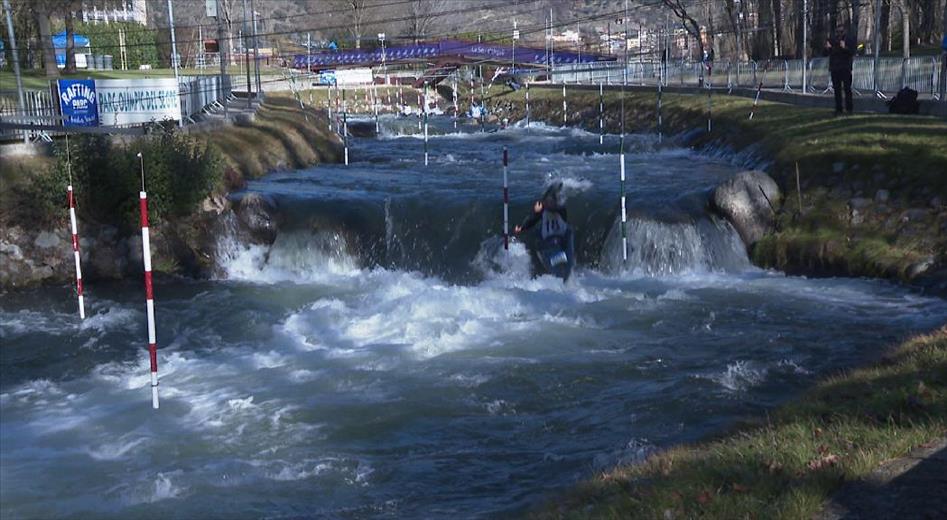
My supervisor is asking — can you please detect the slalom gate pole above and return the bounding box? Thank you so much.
[326,85,332,126]
[65,136,85,319]
[335,84,341,134]
[342,89,349,165]
[423,86,429,166]
[620,140,628,262]
[749,80,763,120]
[525,81,530,130]
[468,71,474,118]
[502,146,509,250]
[386,85,391,106]
[373,84,379,133]
[398,85,403,112]
[707,89,712,132]
[657,80,663,144]
[137,152,159,409]
[417,91,423,130]
[562,84,567,125]
[598,83,604,145]
[452,77,458,130]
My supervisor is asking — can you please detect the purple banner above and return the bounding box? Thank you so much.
[294,40,612,70]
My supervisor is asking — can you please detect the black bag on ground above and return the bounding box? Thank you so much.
[887,87,919,114]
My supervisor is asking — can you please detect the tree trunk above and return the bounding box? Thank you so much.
[64,4,76,74]
[899,0,910,58]
[757,0,775,59]
[34,4,58,78]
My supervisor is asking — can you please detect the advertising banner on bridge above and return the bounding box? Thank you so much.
[95,78,181,126]
[57,79,99,127]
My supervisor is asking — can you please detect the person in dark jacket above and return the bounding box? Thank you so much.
[824,26,856,115]
[513,182,575,280]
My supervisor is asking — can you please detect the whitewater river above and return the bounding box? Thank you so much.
[2,116,944,518]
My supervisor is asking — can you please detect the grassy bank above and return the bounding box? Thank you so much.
[1,92,341,283]
[535,327,947,519]
[485,86,947,284]
[209,93,342,187]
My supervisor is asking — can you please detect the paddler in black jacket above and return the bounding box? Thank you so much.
[513,182,575,280]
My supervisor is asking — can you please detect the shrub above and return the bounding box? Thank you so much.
[42,130,224,228]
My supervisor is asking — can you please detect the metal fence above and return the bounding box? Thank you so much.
[551,56,944,99]
[1,74,246,141]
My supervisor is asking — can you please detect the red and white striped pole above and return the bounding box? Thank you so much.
[65,137,85,319]
[562,84,567,126]
[137,152,159,409]
[502,146,509,251]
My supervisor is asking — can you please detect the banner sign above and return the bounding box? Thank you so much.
[57,79,99,127]
[95,78,181,126]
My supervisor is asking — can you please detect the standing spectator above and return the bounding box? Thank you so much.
[824,25,856,115]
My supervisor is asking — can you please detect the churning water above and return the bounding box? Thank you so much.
[2,116,945,518]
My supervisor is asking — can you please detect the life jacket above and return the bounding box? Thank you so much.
[541,210,568,239]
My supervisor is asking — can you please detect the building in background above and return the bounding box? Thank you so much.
[81,0,147,25]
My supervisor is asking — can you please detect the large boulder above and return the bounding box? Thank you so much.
[234,192,279,244]
[711,170,781,247]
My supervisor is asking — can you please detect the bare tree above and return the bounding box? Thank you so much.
[661,0,704,60]
[331,0,368,49]
[406,0,447,44]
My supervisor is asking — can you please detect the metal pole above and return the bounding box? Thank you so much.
[802,0,808,93]
[167,0,183,127]
[872,0,883,94]
[251,0,261,94]
[215,0,228,119]
[3,0,27,143]
[242,0,252,108]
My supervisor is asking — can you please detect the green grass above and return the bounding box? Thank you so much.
[535,327,947,519]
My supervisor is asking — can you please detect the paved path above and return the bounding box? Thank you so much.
[816,438,947,520]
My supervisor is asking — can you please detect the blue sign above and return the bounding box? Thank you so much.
[58,79,99,127]
[319,70,337,86]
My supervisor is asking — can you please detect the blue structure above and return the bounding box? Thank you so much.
[293,39,612,70]
[53,31,92,67]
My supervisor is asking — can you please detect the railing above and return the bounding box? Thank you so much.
[550,56,944,99]
[1,74,247,141]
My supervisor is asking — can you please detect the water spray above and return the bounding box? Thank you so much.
[64,135,85,319]
[137,152,159,409]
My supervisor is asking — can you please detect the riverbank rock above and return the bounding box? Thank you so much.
[711,170,781,248]
[234,192,279,244]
